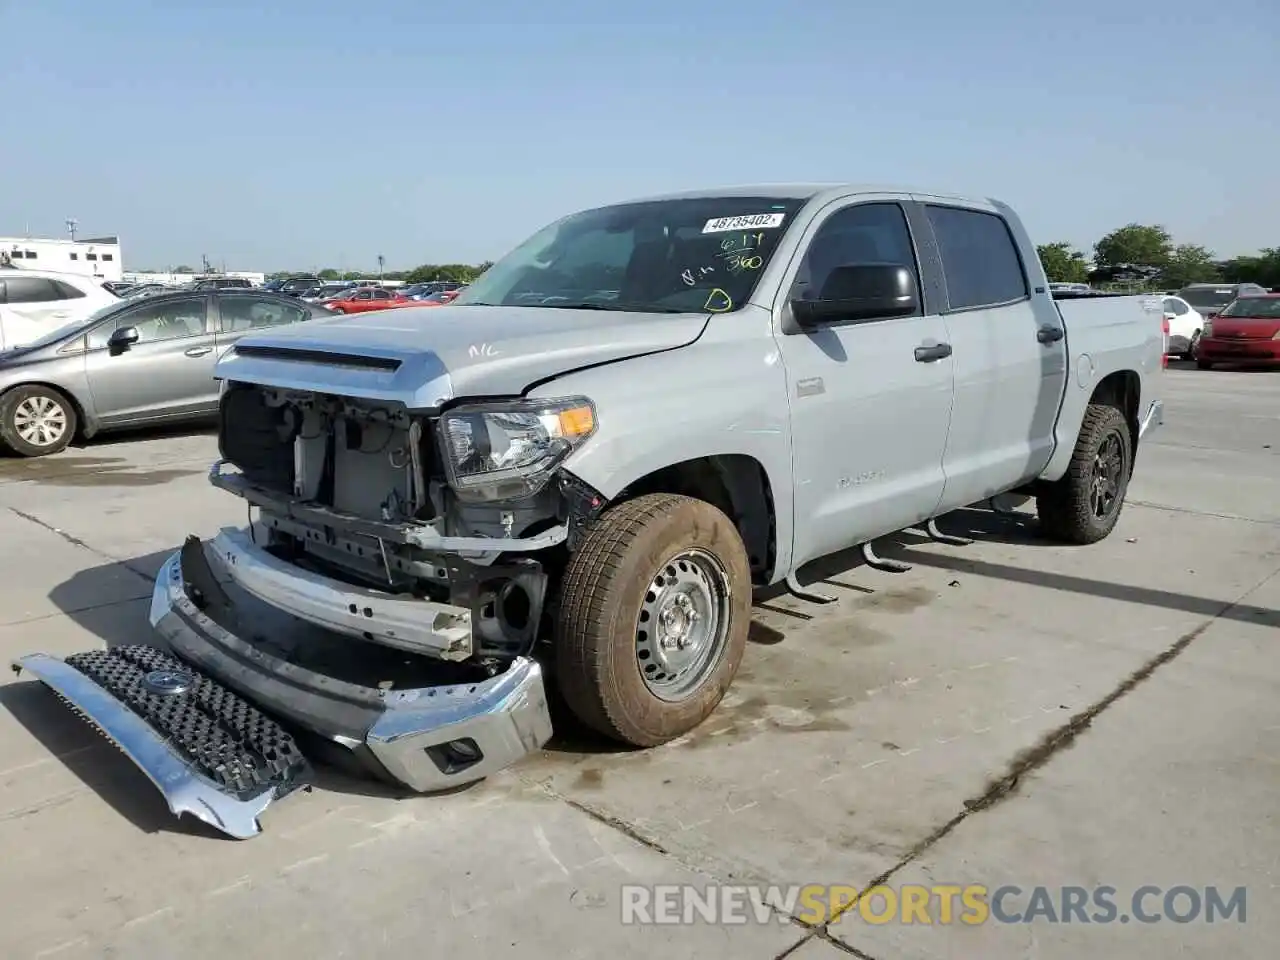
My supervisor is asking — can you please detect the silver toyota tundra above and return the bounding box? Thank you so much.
[13,184,1165,837]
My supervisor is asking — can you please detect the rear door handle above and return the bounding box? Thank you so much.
[184,346,213,358]
[1037,325,1064,343]
[914,342,953,362]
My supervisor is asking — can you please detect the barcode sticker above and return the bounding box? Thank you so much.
[702,213,787,234]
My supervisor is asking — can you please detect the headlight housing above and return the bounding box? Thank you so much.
[1202,321,1213,337]
[438,397,596,502]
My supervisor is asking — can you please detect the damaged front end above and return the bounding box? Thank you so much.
[14,379,607,838]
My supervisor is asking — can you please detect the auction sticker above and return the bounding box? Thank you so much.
[702,213,787,233]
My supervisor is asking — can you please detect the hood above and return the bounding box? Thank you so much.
[1209,316,1280,339]
[214,303,710,408]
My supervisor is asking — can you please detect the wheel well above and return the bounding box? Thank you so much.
[618,455,776,584]
[0,382,87,439]
[1090,370,1140,450]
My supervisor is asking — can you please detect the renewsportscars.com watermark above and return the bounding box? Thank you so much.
[621,884,1248,926]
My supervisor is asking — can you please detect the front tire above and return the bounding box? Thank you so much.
[1196,358,1213,370]
[553,493,752,747]
[0,385,78,457]
[1035,402,1132,545]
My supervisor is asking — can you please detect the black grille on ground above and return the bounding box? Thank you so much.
[64,646,312,799]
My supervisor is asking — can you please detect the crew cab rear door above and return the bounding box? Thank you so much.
[911,196,1068,510]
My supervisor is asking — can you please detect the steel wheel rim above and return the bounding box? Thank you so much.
[1090,431,1125,520]
[635,548,732,702]
[13,396,68,448]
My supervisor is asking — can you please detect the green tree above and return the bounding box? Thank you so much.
[1221,248,1280,288]
[173,265,195,273]
[402,262,484,284]
[1160,244,1220,288]
[1036,242,1090,284]
[1093,224,1173,270]
[317,268,339,280]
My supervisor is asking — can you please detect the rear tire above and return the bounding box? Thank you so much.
[553,493,752,747]
[1035,402,1132,545]
[0,385,78,457]
[1195,359,1213,370]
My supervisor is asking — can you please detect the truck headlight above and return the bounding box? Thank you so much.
[438,398,596,502]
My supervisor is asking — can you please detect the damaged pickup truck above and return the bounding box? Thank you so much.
[12,184,1165,838]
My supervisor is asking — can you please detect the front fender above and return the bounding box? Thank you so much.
[530,314,796,583]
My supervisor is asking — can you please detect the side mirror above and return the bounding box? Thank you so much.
[788,263,919,330]
[108,326,140,352]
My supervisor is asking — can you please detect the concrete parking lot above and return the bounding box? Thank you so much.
[1,365,1275,959]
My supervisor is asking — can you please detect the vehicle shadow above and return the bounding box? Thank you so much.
[69,418,219,450]
[0,419,218,462]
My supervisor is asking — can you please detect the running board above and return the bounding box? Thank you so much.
[11,647,313,840]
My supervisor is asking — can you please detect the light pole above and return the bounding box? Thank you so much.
[377,254,385,282]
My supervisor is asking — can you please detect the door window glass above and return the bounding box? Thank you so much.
[2,277,63,303]
[219,296,306,333]
[88,298,208,349]
[793,202,922,311]
[926,205,1029,310]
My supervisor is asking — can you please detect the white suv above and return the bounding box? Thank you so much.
[0,268,119,350]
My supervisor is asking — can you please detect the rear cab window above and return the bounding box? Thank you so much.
[925,205,1029,310]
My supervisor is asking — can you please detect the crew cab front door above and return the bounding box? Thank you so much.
[84,295,219,423]
[774,197,955,569]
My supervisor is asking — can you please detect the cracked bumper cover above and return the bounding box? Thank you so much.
[11,539,554,838]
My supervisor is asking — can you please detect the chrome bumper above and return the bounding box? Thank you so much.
[150,541,554,795]
[10,649,312,840]
[1139,399,1164,439]
[207,526,473,661]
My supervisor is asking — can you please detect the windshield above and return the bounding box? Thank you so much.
[453,196,807,313]
[1179,287,1237,310]
[1220,297,1280,318]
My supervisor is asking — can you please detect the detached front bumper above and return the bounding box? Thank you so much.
[11,537,554,839]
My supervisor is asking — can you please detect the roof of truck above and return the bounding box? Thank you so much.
[620,183,984,205]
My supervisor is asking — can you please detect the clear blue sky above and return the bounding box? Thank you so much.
[5,0,1277,272]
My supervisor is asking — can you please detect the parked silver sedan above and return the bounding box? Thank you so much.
[0,289,333,457]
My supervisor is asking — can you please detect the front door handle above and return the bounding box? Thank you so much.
[184,346,213,358]
[914,342,953,362]
[1037,325,1065,344]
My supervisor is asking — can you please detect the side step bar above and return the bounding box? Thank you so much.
[11,646,313,840]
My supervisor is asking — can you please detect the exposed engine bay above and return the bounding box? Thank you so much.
[215,381,605,665]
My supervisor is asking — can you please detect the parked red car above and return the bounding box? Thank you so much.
[1196,294,1280,369]
[326,287,406,314]
[392,288,464,309]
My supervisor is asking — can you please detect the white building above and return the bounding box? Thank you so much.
[123,270,267,287]
[0,235,124,282]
